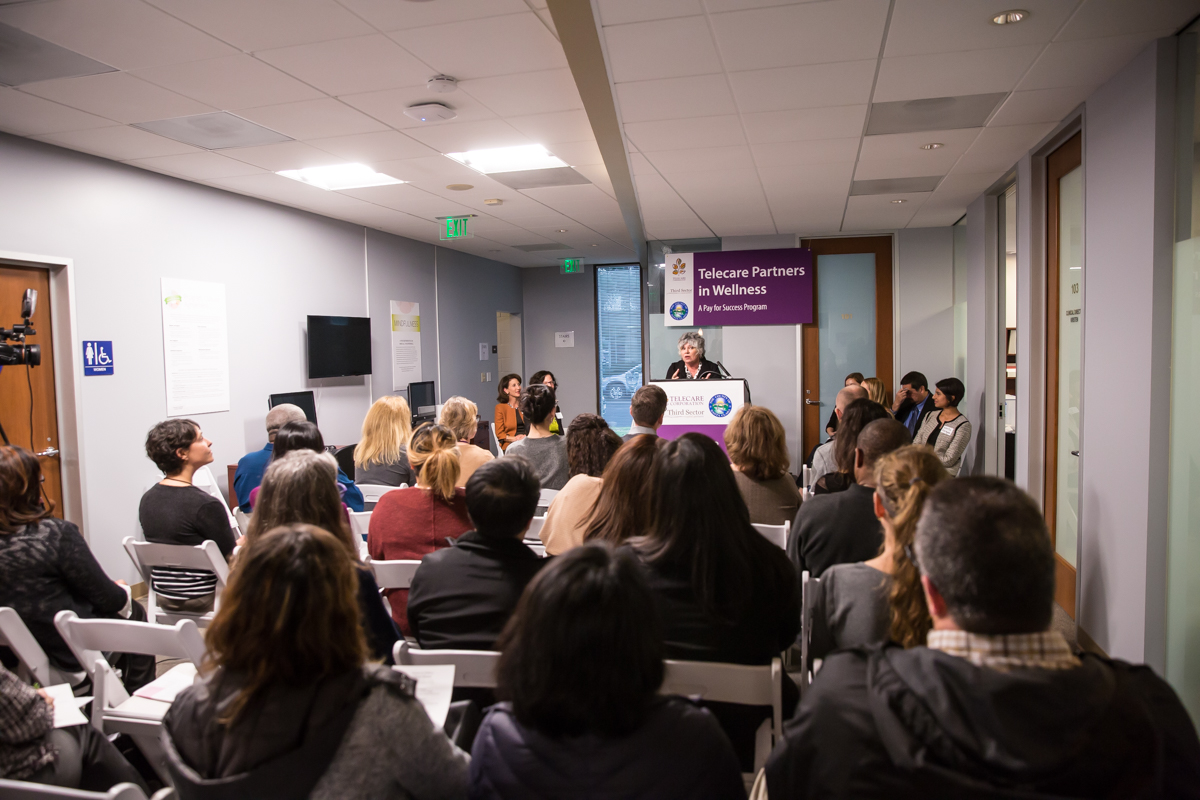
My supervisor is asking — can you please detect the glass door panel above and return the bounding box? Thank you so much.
[596,264,642,436]
[816,253,876,443]
[1054,165,1084,568]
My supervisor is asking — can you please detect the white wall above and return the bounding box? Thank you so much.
[364,229,438,405]
[895,227,956,387]
[521,265,598,420]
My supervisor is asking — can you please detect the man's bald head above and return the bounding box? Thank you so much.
[266,404,307,441]
[854,418,911,485]
[835,384,868,419]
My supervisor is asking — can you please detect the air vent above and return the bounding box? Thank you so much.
[134,112,292,150]
[0,23,116,86]
[865,93,1008,136]
[488,167,591,191]
[513,243,570,252]
[850,176,942,195]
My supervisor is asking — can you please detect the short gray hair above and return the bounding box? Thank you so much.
[677,331,705,358]
[914,477,1055,634]
[266,403,307,434]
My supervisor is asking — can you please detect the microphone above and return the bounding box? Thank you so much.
[716,361,732,377]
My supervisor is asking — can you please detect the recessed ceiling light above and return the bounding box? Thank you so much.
[446,144,568,174]
[920,142,944,150]
[557,229,568,233]
[277,163,403,191]
[591,244,599,247]
[990,9,1029,24]
[891,199,908,204]
[136,112,291,150]
[446,183,473,191]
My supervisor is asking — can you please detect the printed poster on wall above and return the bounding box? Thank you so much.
[160,278,230,416]
[664,248,813,327]
[391,301,422,391]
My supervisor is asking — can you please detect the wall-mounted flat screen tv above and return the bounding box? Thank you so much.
[307,315,372,379]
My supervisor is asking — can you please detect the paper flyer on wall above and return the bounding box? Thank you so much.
[391,301,422,391]
[160,278,230,416]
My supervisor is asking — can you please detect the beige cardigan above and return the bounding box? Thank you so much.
[455,442,494,488]
[538,474,603,556]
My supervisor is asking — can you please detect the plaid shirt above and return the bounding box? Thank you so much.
[927,629,1081,672]
[0,665,55,780]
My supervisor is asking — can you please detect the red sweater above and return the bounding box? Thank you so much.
[367,486,471,635]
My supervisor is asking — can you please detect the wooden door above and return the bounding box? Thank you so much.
[799,236,894,457]
[0,265,62,516]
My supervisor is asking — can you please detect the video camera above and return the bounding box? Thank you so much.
[0,289,41,367]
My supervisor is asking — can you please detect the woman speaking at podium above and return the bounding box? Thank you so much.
[665,331,722,380]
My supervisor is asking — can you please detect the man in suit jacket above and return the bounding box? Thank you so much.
[891,370,936,438]
[623,385,668,442]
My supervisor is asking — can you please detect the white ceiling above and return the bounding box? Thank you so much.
[0,0,1196,261]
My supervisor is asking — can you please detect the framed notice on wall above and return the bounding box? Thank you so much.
[391,300,422,390]
[160,278,230,416]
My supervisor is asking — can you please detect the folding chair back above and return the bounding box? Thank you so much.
[538,488,559,508]
[799,570,815,699]
[364,556,420,590]
[752,522,788,549]
[394,641,499,688]
[488,422,502,456]
[0,778,155,800]
[359,483,403,504]
[525,515,546,541]
[349,510,372,539]
[0,607,78,687]
[234,509,250,537]
[122,537,228,626]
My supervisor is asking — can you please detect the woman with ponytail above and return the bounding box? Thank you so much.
[808,445,948,658]
[368,423,471,635]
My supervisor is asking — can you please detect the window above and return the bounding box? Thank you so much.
[596,265,642,435]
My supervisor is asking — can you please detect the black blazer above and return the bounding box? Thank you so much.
[664,359,722,380]
[894,394,936,435]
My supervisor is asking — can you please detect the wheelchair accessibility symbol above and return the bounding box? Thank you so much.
[83,341,114,376]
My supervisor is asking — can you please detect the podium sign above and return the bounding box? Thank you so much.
[651,379,749,450]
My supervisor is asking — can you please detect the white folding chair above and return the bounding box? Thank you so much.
[364,556,421,590]
[359,483,404,506]
[802,464,812,492]
[393,641,500,689]
[661,657,784,775]
[489,422,502,456]
[0,778,171,800]
[538,488,559,507]
[0,607,82,687]
[349,510,372,543]
[234,509,250,537]
[122,537,228,627]
[799,570,815,699]
[525,515,546,541]
[752,521,789,549]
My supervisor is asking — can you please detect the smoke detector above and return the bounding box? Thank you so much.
[404,103,457,123]
[426,75,458,94]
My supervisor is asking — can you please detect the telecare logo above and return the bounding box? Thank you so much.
[671,258,687,276]
[708,394,732,417]
[669,301,688,320]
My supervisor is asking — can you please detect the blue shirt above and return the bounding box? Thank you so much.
[233,444,272,512]
[902,396,932,436]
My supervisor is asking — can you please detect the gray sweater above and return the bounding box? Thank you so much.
[809,562,892,660]
[504,435,569,490]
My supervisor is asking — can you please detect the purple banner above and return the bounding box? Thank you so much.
[693,248,812,326]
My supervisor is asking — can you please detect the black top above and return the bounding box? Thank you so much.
[406,530,545,651]
[664,359,722,381]
[788,483,881,578]
[765,643,1200,799]
[825,409,838,433]
[138,484,236,600]
[355,566,400,664]
[0,517,128,670]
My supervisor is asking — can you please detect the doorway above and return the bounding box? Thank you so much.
[998,184,1018,480]
[496,312,523,381]
[799,236,894,457]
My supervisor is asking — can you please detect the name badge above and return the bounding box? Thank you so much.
[941,425,955,436]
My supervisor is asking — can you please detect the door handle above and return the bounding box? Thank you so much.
[804,400,822,406]
[1070,450,1080,457]
[37,447,59,458]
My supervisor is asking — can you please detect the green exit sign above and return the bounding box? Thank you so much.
[440,216,473,240]
[561,258,583,274]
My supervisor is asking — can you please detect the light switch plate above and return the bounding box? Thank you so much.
[479,343,489,360]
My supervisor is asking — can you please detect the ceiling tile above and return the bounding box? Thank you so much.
[401,118,532,154]
[874,44,1044,102]
[389,14,567,80]
[546,140,604,166]
[521,184,626,225]
[751,138,860,167]
[460,69,582,117]
[338,183,477,219]
[645,218,716,240]
[605,16,720,83]
[625,115,745,151]
[22,73,215,123]
[758,162,855,197]
[884,0,1077,58]
[0,0,236,71]
[644,145,756,174]
[667,169,772,228]
[309,131,436,164]
[507,110,595,145]
[865,93,1007,135]
[235,98,388,140]
[33,125,200,160]
[132,56,325,111]
[1018,33,1156,91]
[741,105,867,144]
[370,154,496,187]
[599,0,704,26]
[615,74,737,122]
[256,35,432,97]
[728,59,876,113]
[956,122,1056,173]
[0,88,115,135]
[221,140,345,171]
[338,0,529,32]
[930,170,1005,204]
[989,85,1089,126]
[842,193,924,231]
[709,0,890,71]
[853,157,954,181]
[143,0,374,52]
[126,151,267,180]
[858,127,980,161]
[702,0,812,12]
[1055,0,1198,41]
[906,203,968,227]
[340,85,497,130]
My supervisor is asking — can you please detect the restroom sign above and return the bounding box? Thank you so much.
[82,341,114,376]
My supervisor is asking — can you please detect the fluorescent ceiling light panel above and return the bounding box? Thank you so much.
[0,23,116,86]
[277,163,404,191]
[865,93,1008,136]
[135,112,292,150]
[445,144,567,174]
[850,176,942,195]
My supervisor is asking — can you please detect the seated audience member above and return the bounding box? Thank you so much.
[915,377,972,475]
[624,384,668,442]
[163,524,469,798]
[529,370,565,435]
[725,405,802,525]
[824,372,864,437]
[861,376,889,407]
[354,395,414,489]
[0,664,149,791]
[369,424,471,635]
[539,414,622,555]
[249,420,364,512]
[407,458,545,650]
[809,446,947,659]
[789,418,910,579]
[139,419,237,614]
[470,543,745,800]
[246,450,398,663]
[892,370,936,437]
[439,396,494,487]
[762,477,1200,799]
[233,403,306,512]
[494,374,526,452]
[504,384,569,490]
[812,397,889,495]
[809,384,867,483]
[583,434,661,547]
[0,447,153,691]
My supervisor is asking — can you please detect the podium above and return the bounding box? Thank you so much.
[650,379,751,449]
